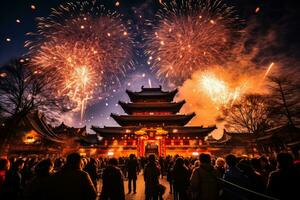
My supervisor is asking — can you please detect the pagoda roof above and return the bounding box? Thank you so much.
[256,125,300,142]
[207,130,255,146]
[52,122,86,136]
[118,100,185,114]
[76,134,100,146]
[91,125,216,138]
[23,111,64,144]
[110,113,195,126]
[126,86,178,102]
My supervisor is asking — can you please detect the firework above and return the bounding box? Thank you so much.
[199,72,243,109]
[145,0,240,84]
[26,1,134,119]
[264,62,274,78]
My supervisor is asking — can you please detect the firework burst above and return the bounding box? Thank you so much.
[25,1,134,119]
[199,71,244,109]
[145,0,240,84]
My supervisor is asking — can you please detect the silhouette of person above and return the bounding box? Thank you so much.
[144,154,160,200]
[45,153,97,200]
[100,158,125,200]
[126,154,138,194]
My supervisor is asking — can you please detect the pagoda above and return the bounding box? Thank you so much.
[92,86,216,157]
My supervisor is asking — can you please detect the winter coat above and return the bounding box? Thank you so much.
[144,161,160,195]
[126,158,138,179]
[45,167,97,200]
[190,163,219,200]
[100,165,125,200]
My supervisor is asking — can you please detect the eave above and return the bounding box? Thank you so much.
[110,113,195,126]
[118,100,185,114]
[126,88,178,102]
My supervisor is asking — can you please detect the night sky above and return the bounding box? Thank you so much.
[1,0,300,132]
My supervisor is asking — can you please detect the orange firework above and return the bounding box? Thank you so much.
[264,62,274,78]
[199,72,244,109]
[25,1,134,119]
[145,0,240,84]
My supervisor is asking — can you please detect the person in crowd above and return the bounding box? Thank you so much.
[21,158,36,187]
[1,159,25,200]
[258,156,272,185]
[53,158,64,173]
[193,160,200,169]
[190,153,219,200]
[126,154,138,194]
[267,152,300,199]
[238,159,265,194]
[166,160,174,194]
[23,159,53,200]
[215,157,226,178]
[46,153,97,200]
[0,158,10,194]
[144,154,160,200]
[159,157,165,178]
[84,158,98,189]
[222,154,249,200]
[184,159,193,175]
[172,157,190,200]
[100,157,125,200]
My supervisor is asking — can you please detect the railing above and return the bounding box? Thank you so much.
[217,178,279,200]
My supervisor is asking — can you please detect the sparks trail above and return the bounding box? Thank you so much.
[25,0,134,120]
[199,71,244,109]
[264,62,275,78]
[145,0,241,85]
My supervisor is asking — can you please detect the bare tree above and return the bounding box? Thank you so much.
[0,60,63,145]
[221,94,271,134]
[267,73,300,127]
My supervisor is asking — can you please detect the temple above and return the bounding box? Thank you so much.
[92,86,216,157]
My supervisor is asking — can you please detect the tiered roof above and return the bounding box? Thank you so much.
[110,113,195,126]
[52,122,87,137]
[118,100,185,114]
[92,86,216,139]
[23,111,64,144]
[126,86,177,102]
[110,86,195,126]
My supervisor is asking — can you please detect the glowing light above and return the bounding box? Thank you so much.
[115,1,120,6]
[199,72,243,108]
[264,62,274,78]
[5,38,11,42]
[16,19,21,23]
[255,7,260,13]
[26,1,134,120]
[145,0,240,84]
[148,78,152,88]
[31,5,36,10]
[125,129,131,133]
[107,151,114,156]
[23,130,39,144]
[0,72,7,77]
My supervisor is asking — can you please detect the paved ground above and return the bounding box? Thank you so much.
[97,173,173,200]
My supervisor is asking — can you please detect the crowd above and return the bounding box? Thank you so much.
[0,151,299,200]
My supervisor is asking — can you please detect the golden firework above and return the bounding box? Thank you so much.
[145,0,240,84]
[26,1,134,119]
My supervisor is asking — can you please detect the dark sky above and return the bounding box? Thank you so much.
[1,0,299,130]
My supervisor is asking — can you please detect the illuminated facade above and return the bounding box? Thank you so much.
[92,86,216,157]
